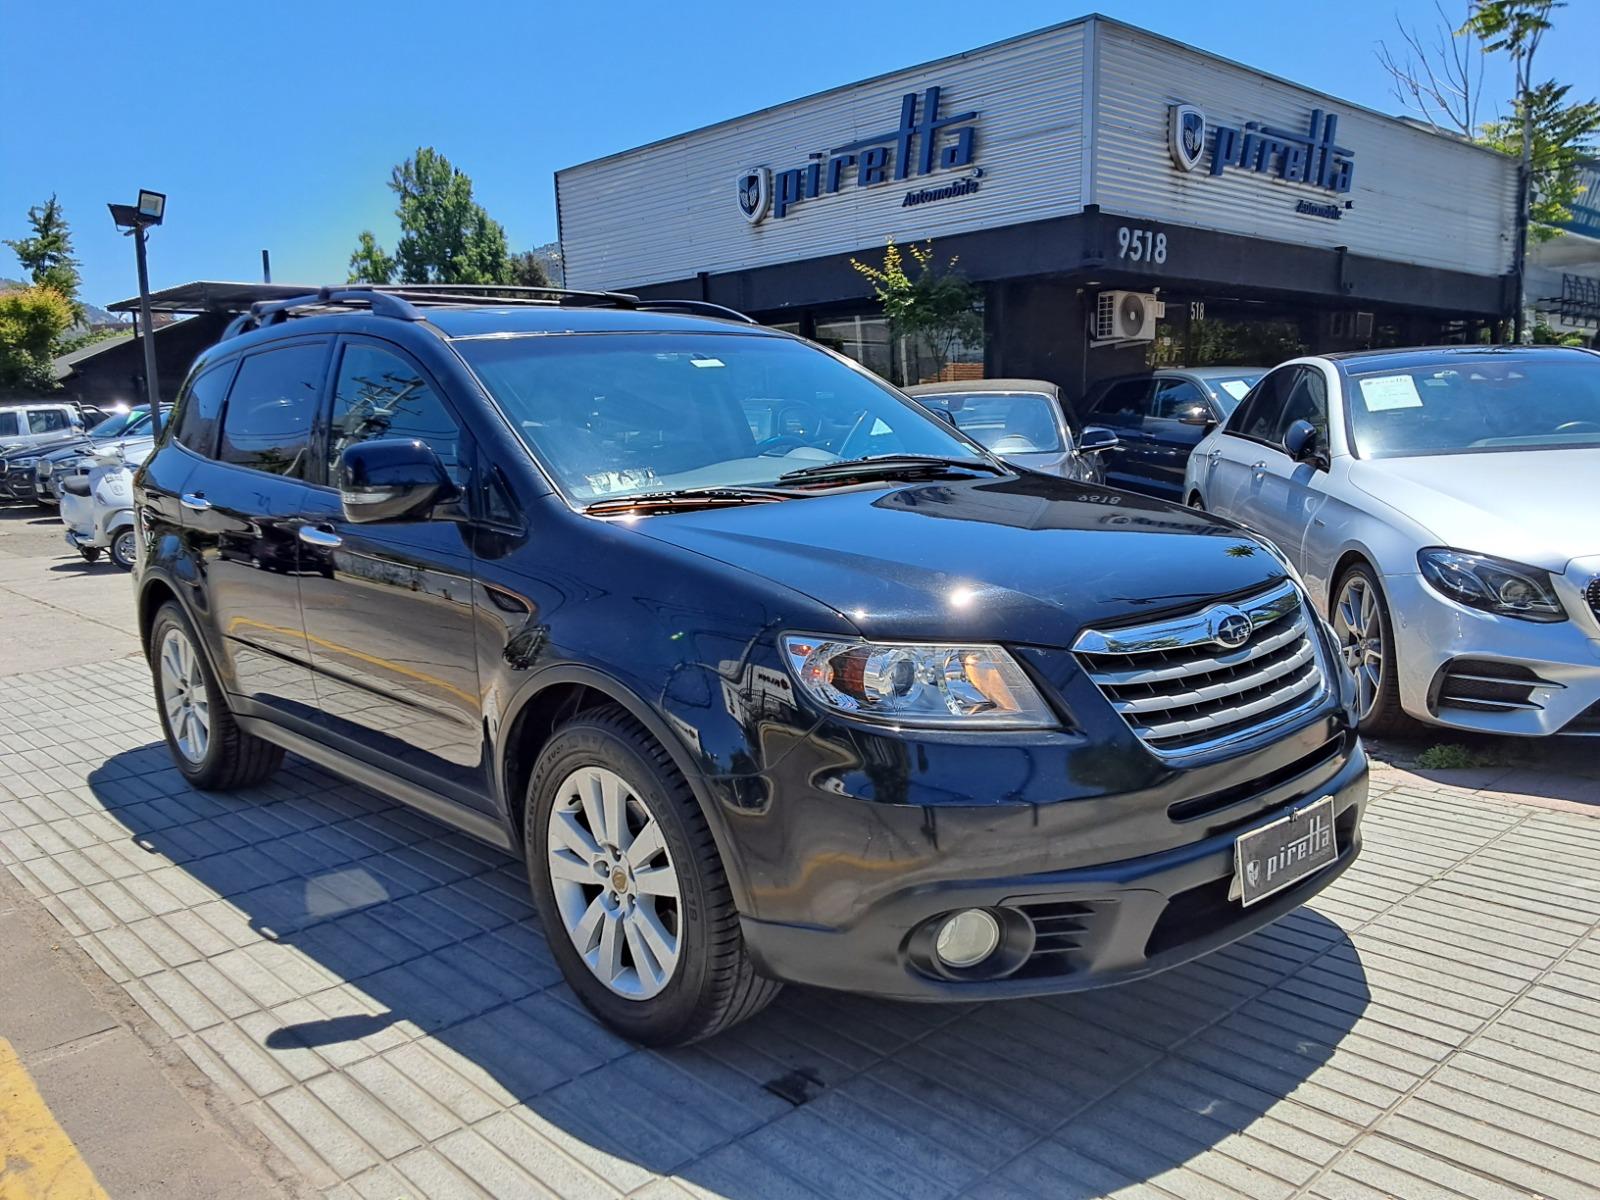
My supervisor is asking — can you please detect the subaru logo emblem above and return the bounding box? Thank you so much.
[1169,104,1207,172]
[1210,605,1253,649]
[737,166,771,225]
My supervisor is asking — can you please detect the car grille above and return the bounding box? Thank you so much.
[1073,579,1327,758]
[1587,576,1600,625]
[1008,899,1108,979]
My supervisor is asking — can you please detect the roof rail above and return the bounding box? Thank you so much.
[218,282,756,340]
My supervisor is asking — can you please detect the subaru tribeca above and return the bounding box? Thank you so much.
[133,286,1367,1045]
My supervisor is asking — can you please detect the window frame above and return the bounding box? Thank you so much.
[1148,376,1214,423]
[169,357,242,459]
[1224,365,1304,450]
[214,337,334,483]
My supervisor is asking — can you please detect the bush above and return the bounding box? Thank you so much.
[0,285,73,391]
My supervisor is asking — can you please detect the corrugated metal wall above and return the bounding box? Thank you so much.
[558,22,1088,291]
[1089,23,1516,276]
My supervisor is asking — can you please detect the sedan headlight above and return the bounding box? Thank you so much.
[781,635,1056,727]
[1417,548,1565,622]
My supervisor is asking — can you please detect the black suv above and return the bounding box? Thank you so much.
[133,286,1367,1045]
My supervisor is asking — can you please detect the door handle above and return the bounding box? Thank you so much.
[180,492,211,511]
[297,525,342,549]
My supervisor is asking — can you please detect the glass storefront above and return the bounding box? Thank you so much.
[810,305,985,387]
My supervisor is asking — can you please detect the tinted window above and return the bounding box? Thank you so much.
[1228,368,1299,442]
[1150,378,1208,420]
[173,367,232,456]
[0,411,18,438]
[328,344,465,485]
[1090,380,1154,422]
[218,344,325,477]
[28,409,70,433]
[1275,369,1328,445]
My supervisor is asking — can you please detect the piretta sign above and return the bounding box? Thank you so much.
[738,85,980,224]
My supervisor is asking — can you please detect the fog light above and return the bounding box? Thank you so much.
[934,909,1001,968]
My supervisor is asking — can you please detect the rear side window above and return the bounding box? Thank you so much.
[28,408,70,433]
[172,364,233,456]
[218,343,326,477]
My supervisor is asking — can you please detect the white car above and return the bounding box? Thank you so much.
[1185,345,1600,738]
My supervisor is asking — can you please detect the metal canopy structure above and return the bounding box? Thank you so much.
[107,280,319,315]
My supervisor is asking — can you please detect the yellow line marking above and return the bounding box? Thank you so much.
[0,1037,109,1200]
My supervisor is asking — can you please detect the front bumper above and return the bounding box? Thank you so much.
[1386,566,1600,736]
[739,736,1366,1001]
[3,467,38,500]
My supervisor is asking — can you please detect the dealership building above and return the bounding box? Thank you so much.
[556,15,1530,391]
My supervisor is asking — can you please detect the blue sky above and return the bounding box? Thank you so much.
[2,0,1595,308]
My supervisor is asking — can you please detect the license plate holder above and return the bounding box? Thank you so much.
[1231,795,1337,907]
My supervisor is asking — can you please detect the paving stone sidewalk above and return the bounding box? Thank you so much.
[2,655,1599,1200]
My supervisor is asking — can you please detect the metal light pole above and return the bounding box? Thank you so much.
[109,190,167,439]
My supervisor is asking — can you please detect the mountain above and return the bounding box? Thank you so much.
[0,275,128,329]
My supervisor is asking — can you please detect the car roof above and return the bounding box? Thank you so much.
[1323,345,1596,371]
[422,306,783,339]
[903,378,1060,396]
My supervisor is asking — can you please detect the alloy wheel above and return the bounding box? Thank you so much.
[158,627,211,763]
[1333,575,1383,720]
[112,530,137,570]
[546,765,682,1000]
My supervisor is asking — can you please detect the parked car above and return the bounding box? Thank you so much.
[135,285,1365,1045]
[903,378,1118,483]
[1082,367,1266,500]
[0,402,88,498]
[60,437,151,568]
[35,406,167,506]
[1185,345,1600,737]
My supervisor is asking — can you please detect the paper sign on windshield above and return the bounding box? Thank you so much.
[1358,375,1424,412]
[1219,380,1251,401]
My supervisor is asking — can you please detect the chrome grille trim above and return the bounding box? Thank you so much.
[1074,580,1330,758]
[1587,576,1600,624]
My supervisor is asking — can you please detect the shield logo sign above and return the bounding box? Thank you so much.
[1169,104,1207,172]
[738,167,771,225]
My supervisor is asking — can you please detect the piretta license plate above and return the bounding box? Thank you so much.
[1233,796,1337,907]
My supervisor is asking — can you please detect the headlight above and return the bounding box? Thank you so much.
[11,456,36,469]
[1417,548,1565,622]
[781,635,1056,728]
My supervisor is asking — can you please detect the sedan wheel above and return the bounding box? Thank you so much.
[159,627,212,764]
[1330,565,1412,736]
[546,765,682,1000]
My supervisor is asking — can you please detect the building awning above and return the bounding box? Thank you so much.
[107,280,319,315]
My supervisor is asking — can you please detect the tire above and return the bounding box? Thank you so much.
[149,602,285,789]
[110,529,137,571]
[525,704,780,1045]
[78,547,101,563]
[1329,563,1414,738]
[1187,492,1205,510]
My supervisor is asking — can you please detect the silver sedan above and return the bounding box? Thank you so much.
[1185,345,1600,738]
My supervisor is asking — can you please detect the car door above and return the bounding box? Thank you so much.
[1141,376,1218,501]
[180,340,327,717]
[293,337,488,806]
[1084,378,1157,493]
[1200,366,1297,523]
[1244,366,1336,570]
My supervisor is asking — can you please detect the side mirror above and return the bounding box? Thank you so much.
[338,438,454,523]
[1078,426,1120,454]
[1177,405,1216,428]
[1283,419,1324,467]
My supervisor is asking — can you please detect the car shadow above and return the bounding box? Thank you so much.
[86,743,1370,1196]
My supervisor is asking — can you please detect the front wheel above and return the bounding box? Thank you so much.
[1330,564,1413,737]
[149,603,285,789]
[525,705,780,1045]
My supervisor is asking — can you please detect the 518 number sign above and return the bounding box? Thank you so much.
[1116,225,1168,265]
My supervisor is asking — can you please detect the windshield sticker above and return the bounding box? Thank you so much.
[870,418,892,435]
[690,357,725,368]
[1219,380,1251,400]
[1358,375,1424,412]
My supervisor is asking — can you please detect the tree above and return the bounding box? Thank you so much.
[349,148,512,286]
[1479,81,1600,240]
[4,195,81,319]
[849,238,983,385]
[0,286,74,390]
[1377,2,1485,136]
[347,231,395,284]
[507,250,550,289]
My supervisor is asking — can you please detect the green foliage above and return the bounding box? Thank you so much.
[507,250,551,289]
[850,239,983,384]
[0,285,73,390]
[1414,742,1505,770]
[1149,318,1307,368]
[1461,1,1559,54]
[4,195,81,320]
[1529,319,1590,347]
[1478,81,1600,239]
[352,148,512,285]
[347,230,395,284]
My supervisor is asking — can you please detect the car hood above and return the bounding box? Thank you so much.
[1347,448,1600,570]
[1,433,86,459]
[626,474,1287,645]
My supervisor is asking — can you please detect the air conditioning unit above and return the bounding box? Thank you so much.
[1093,291,1158,342]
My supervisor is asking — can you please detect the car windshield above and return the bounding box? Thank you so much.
[1345,356,1600,458]
[91,409,143,439]
[455,332,985,501]
[911,392,1063,453]
[1206,375,1262,414]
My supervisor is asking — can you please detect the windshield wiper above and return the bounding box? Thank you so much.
[778,453,1006,484]
[583,485,799,515]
